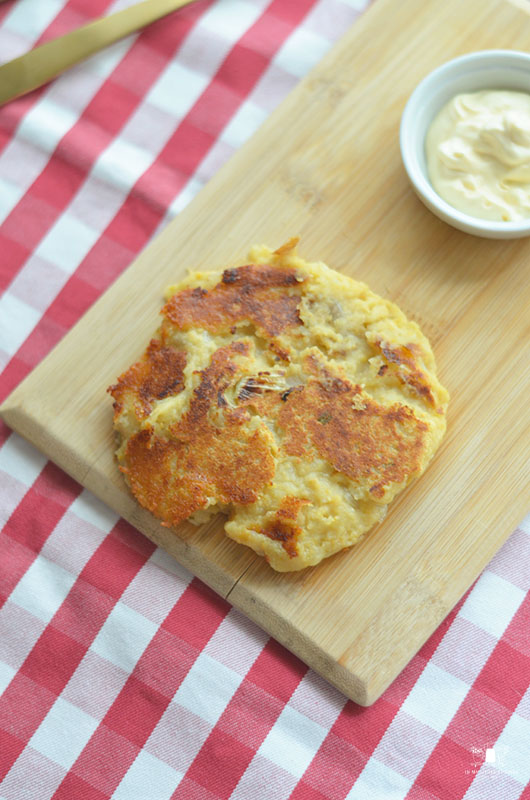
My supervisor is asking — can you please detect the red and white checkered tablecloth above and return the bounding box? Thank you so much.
[0,1,529,798]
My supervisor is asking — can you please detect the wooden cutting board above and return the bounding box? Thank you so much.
[2,0,530,706]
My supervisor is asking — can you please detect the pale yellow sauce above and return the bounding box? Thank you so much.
[426,90,530,221]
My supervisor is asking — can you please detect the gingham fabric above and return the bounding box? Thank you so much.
[0,1,529,798]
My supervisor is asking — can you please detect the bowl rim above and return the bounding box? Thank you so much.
[400,49,530,235]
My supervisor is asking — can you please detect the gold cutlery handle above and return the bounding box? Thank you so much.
[0,0,199,106]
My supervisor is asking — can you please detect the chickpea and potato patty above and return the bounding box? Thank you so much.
[109,239,448,571]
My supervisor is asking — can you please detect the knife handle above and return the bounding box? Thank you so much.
[0,0,199,106]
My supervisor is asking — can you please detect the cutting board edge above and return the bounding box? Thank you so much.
[228,496,529,707]
[225,578,371,705]
[0,398,252,599]
[0,396,92,485]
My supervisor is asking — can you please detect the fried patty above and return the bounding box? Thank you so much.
[108,239,449,571]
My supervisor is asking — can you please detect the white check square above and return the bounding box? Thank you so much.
[0,432,47,488]
[70,490,119,533]
[340,0,371,9]
[35,213,99,275]
[230,753,297,800]
[0,292,40,357]
[0,177,23,225]
[259,705,328,779]
[221,101,268,150]
[0,660,15,695]
[494,712,530,785]
[166,177,204,219]
[345,757,412,799]
[17,100,78,155]
[0,601,47,673]
[90,601,158,674]
[461,762,524,800]
[146,62,209,118]
[400,662,469,735]
[459,571,525,639]
[274,28,331,79]
[199,0,268,42]
[112,750,182,800]
[9,555,76,625]
[29,696,98,771]
[173,652,241,726]
[4,0,64,44]
[92,138,153,193]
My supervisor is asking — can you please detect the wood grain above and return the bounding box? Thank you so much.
[2,0,530,705]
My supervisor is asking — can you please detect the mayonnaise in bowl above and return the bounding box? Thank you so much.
[426,90,530,222]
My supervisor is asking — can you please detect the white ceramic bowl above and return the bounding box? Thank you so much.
[400,50,530,238]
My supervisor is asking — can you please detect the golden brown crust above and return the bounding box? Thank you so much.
[109,339,186,421]
[120,342,276,526]
[237,352,429,502]
[259,496,309,558]
[162,263,304,341]
[278,378,427,501]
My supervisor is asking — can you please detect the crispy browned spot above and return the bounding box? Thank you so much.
[376,340,435,407]
[121,343,275,525]
[108,339,186,420]
[277,362,427,499]
[162,264,304,342]
[260,496,309,558]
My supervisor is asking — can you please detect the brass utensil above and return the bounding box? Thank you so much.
[0,0,200,107]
